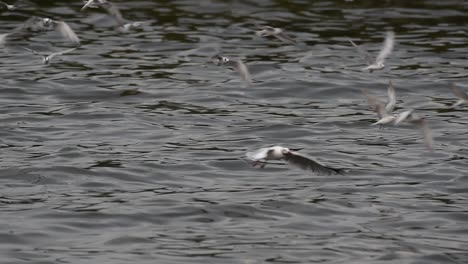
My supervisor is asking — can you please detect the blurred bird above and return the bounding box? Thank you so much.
[81,0,144,31]
[246,146,344,175]
[255,25,295,43]
[362,81,400,125]
[394,110,434,151]
[212,55,252,86]
[449,84,468,107]
[349,31,394,71]
[22,47,76,64]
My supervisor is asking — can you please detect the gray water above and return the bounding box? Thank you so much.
[1,0,468,263]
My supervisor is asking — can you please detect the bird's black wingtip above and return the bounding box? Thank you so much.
[331,167,348,175]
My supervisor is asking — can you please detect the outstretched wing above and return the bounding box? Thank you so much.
[274,32,296,43]
[411,118,433,152]
[55,21,80,44]
[449,84,468,100]
[385,80,396,112]
[232,60,253,86]
[284,152,344,175]
[362,89,389,119]
[48,47,76,60]
[394,109,414,125]
[102,1,126,26]
[375,31,394,65]
[349,39,374,65]
[81,0,98,11]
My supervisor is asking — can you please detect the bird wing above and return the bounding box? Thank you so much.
[375,31,394,65]
[394,109,414,125]
[246,148,270,161]
[55,21,80,44]
[81,0,97,11]
[18,16,44,31]
[48,47,76,60]
[0,33,10,45]
[449,84,468,100]
[22,47,41,56]
[284,152,343,175]
[233,60,253,86]
[412,118,433,152]
[101,1,126,26]
[349,39,374,65]
[385,80,396,112]
[274,32,296,43]
[362,89,389,118]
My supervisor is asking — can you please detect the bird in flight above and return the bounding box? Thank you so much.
[246,146,344,175]
[349,31,394,71]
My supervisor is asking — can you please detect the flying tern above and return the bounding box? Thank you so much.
[362,81,400,125]
[349,31,394,71]
[212,55,252,86]
[246,146,344,175]
[22,47,76,64]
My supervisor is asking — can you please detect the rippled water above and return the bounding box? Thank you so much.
[1,0,468,263]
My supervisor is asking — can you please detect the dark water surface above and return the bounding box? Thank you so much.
[1,0,468,263]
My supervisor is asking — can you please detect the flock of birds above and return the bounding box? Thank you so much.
[1,0,467,175]
[0,0,145,64]
[213,26,467,175]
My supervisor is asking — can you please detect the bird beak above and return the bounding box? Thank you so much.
[289,148,302,152]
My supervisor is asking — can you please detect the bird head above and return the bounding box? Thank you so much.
[212,55,230,66]
[281,148,291,155]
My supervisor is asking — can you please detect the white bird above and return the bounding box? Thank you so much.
[81,0,144,31]
[255,25,295,43]
[246,146,344,175]
[449,84,468,107]
[394,110,433,151]
[362,81,399,125]
[22,47,76,64]
[349,31,395,71]
[212,55,252,86]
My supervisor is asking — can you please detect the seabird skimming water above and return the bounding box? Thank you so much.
[22,47,76,64]
[246,146,344,175]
